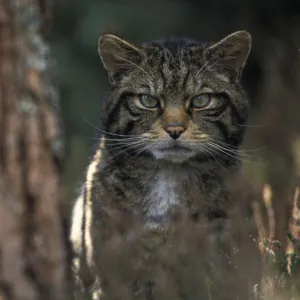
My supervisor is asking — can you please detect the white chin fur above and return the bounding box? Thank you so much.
[152,150,195,163]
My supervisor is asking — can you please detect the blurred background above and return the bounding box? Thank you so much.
[51,0,300,248]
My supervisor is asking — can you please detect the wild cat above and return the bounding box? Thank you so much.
[70,30,257,299]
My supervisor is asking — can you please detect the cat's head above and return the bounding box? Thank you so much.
[98,31,251,163]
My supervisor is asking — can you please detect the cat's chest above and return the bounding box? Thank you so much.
[144,167,201,218]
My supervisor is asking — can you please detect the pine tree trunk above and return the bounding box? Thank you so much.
[0,1,68,299]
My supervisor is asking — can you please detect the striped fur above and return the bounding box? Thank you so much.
[70,31,252,299]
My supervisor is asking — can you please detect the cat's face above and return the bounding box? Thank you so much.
[99,32,251,163]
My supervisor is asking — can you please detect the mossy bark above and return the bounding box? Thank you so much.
[0,1,69,299]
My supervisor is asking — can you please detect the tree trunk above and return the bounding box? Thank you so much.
[0,1,68,299]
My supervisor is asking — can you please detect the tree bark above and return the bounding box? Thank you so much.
[0,1,68,299]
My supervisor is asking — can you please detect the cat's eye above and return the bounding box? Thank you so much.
[190,93,212,110]
[139,94,160,109]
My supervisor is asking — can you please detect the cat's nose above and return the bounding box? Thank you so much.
[165,123,186,140]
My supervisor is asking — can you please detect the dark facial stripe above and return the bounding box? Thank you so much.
[105,98,123,126]
[224,95,247,125]
[203,104,227,118]
[215,120,230,140]
[229,102,247,125]
[157,68,167,91]
[182,70,190,90]
[123,98,140,118]
[122,119,135,135]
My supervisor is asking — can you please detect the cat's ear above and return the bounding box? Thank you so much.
[205,30,251,81]
[98,34,144,80]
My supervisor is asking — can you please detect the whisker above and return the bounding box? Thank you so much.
[103,137,147,142]
[201,144,227,170]
[101,141,142,146]
[84,136,102,141]
[106,140,148,162]
[237,123,267,128]
[207,142,263,165]
[91,141,147,154]
[131,143,152,158]
[83,136,148,144]
[209,143,257,157]
[105,139,147,151]
[206,135,268,153]
[82,117,141,138]
[81,117,104,132]
[208,139,266,158]
[84,136,144,141]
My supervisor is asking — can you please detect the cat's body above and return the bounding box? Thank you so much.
[70,32,258,299]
